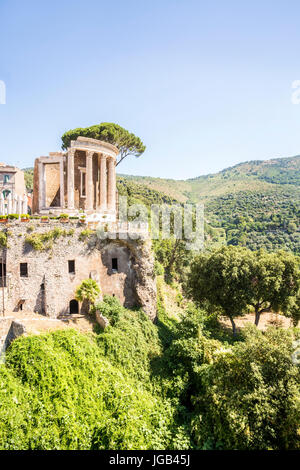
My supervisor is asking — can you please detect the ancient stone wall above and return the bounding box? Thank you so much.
[1,223,157,321]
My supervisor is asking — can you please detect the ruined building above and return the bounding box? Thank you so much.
[0,137,157,321]
[32,136,118,221]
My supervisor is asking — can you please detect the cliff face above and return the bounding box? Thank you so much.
[124,238,157,322]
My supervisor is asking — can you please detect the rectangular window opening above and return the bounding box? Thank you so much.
[20,263,28,277]
[0,261,6,287]
[112,258,118,272]
[68,260,75,274]
[81,171,86,197]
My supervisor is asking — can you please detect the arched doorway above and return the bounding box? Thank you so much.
[69,299,79,314]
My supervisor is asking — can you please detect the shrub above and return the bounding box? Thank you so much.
[79,229,95,241]
[25,228,74,251]
[75,279,101,312]
[94,295,123,325]
[0,230,7,247]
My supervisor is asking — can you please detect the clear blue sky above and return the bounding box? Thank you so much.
[1,0,300,179]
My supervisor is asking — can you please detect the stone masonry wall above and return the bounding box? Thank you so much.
[1,222,157,321]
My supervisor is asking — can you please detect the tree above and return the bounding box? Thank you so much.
[195,326,300,450]
[153,237,193,283]
[75,279,101,313]
[186,246,252,335]
[247,250,300,326]
[61,122,146,166]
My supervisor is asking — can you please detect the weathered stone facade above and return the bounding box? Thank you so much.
[32,137,118,222]
[0,222,157,321]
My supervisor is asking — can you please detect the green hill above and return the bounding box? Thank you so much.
[118,155,300,252]
[119,155,300,202]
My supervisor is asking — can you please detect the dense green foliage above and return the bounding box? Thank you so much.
[206,189,300,252]
[61,123,146,166]
[0,298,191,450]
[187,246,300,332]
[1,293,299,450]
[194,326,300,449]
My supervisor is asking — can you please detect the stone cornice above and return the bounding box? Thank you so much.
[69,137,119,159]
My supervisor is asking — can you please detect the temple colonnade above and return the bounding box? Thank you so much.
[67,137,117,213]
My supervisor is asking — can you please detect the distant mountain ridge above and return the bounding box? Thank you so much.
[118,155,300,203]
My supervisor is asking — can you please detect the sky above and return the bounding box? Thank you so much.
[1,0,300,179]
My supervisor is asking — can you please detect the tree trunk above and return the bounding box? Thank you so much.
[229,316,237,336]
[254,309,260,326]
[254,305,270,326]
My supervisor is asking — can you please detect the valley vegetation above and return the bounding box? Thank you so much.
[0,290,299,450]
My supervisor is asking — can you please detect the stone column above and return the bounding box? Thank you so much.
[107,157,116,212]
[86,150,94,211]
[99,154,107,211]
[60,158,65,209]
[67,149,75,210]
[12,196,17,214]
[22,195,28,214]
[7,193,12,215]
[17,195,22,215]
[38,162,44,210]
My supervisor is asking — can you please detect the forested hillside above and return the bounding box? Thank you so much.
[119,155,300,201]
[117,155,300,252]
